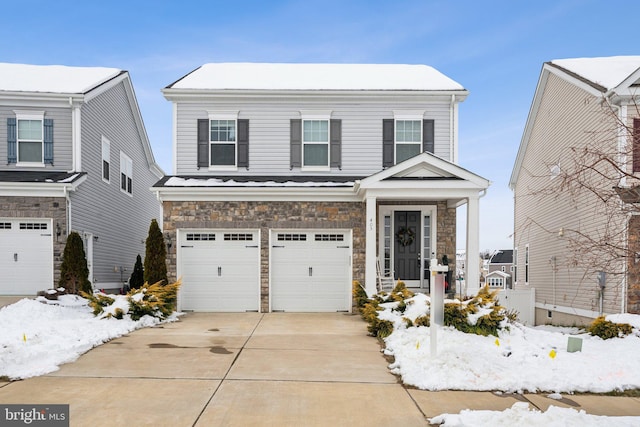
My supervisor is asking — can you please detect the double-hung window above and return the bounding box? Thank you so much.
[16,112,44,165]
[102,136,110,183]
[120,152,133,195]
[395,119,422,163]
[303,119,329,168]
[210,119,236,167]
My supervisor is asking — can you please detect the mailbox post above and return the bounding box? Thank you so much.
[430,257,448,357]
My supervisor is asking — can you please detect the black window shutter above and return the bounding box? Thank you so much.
[382,119,394,167]
[7,118,16,164]
[330,119,341,168]
[423,119,434,154]
[237,119,249,168]
[44,119,54,165]
[290,119,302,168]
[197,119,209,168]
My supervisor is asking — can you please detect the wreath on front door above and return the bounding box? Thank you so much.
[395,226,415,247]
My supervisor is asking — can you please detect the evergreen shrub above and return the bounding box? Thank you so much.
[129,254,144,290]
[587,316,633,339]
[58,231,92,294]
[144,219,167,286]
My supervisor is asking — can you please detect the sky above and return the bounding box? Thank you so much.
[3,0,640,252]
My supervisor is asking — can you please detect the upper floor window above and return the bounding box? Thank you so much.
[395,120,422,163]
[303,119,329,168]
[382,115,433,168]
[102,136,110,183]
[7,112,53,166]
[120,152,132,195]
[210,119,236,166]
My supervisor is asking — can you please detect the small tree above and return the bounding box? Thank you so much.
[129,254,144,289]
[144,219,167,285]
[59,231,92,294]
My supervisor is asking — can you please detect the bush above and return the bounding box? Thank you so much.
[128,280,181,320]
[129,254,144,290]
[587,316,633,339]
[58,231,92,294]
[443,286,507,337]
[144,219,167,286]
[83,279,181,321]
[352,281,369,314]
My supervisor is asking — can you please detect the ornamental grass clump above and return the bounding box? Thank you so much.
[587,316,633,339]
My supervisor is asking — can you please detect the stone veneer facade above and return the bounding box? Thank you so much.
[163,199,457,312]
[626,215,640,314]
[0,196,68,286]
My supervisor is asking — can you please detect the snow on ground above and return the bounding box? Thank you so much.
[0,295,177,380]
[379,293,640,425]
[430,402,640,427]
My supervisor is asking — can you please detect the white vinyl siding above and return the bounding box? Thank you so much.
[173,96,454,176]
[512,72,624,315]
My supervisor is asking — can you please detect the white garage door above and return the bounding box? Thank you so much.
[178,230,260,312]
[270,230,351,312]
[0,218,53,295]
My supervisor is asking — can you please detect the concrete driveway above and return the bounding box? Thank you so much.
[0,312,430,426]
[2,311,638,426]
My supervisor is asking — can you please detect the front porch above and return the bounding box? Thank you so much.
[356,152,489,297]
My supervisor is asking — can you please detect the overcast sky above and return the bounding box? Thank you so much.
[3,0,640,251]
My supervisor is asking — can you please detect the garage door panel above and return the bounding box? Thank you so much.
[0,219,53,295]
[271,230,351,312]
[178,231,259,312]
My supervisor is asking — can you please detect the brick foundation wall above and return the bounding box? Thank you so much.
[0,196,68,286]
[163,201,366,312]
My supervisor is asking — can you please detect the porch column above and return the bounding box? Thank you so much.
[365,195,377,295]
[466,194,480,291]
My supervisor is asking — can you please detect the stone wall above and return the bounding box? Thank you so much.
[627,216,640,314]
[163,201,366,312]
[0,196,68,286]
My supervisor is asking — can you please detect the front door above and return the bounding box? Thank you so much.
[394,211,421,286]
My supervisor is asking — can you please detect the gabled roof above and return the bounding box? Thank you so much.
[489,249,513,264]
[0,63,123,94]
[486,270,511,279]
[358,151,490,189]
[164,63,467,92]
[510,56,640,189]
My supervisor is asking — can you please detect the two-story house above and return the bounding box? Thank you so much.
[0,63,164,295]
[510,56,640,325]
[155,63,489,312]
[485,249,513,289]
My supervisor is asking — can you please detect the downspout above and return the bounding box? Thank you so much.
[450,94,455,163]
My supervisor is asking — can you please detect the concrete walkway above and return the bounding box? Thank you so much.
[1,311,639,426]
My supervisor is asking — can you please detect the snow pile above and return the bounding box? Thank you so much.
[0,296,177,380]
[430,402,640,427]
[379,292,640,393]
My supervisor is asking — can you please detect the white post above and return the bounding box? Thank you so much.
[365,196,377,295]
[465,194,480,293]
[430,258,447,358]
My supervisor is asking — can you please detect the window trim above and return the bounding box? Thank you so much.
[524,244,530,285]
[208,111,238,171]
[301,111,331,171]
[393,111,423,164]
[15,111,45,167]
[120,151,133,196]
[102,136,110,184]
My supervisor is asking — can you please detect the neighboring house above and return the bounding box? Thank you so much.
[487,249,513,288]
[510,56,640,325]
[0,63,164,295]
[155,63,489,312]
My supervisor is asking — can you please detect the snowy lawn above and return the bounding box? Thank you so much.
[380,293,640,394]
[376,293,640,425]
[0,295,178,380]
